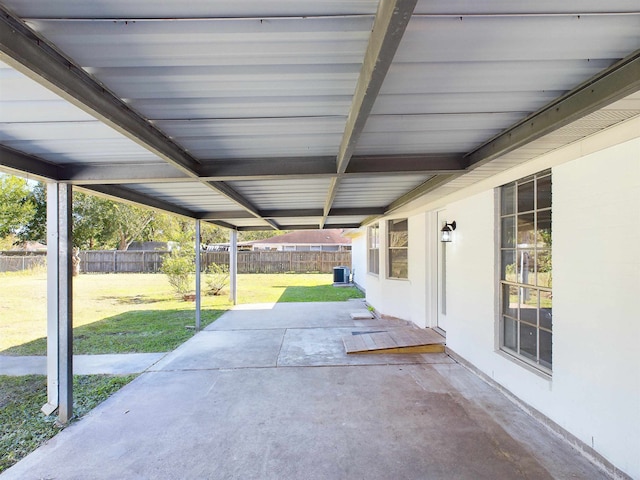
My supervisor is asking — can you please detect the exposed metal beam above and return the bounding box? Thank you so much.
[0,8,200,176]
[61,163,190,184]
[0,7,275,227]
[207,220,238,231]
[336,0,418,175]
[465,48,640,168]
[347,154,465,174]
[208,181,279,230]
[330,207,386,216]
[237,223,362,232]
[61,153,465,184]
[80,185,196,219]
[199,157,336,180]
[197,207,385,221]
[0,145,61,180]
[385,173,461,214]
[324,0,417,227]
[261,209,323,218]
[197,211,256,221]
[321,178,341,229]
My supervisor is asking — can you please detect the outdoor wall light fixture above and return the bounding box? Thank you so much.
[441,221,456,242]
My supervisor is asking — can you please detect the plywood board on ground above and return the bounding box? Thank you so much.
[343,327,445,354]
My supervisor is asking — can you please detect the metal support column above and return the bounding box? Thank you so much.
[43,183,73,425]
[195,219,201,330]
[229,229,238,305]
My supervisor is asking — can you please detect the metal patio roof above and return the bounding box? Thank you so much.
[1,1,639,231]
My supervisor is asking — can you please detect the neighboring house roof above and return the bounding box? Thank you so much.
[248,229,351,246]
[10,241,47,252]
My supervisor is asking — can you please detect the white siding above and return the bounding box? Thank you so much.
[357,121,640,478]
[349,230,367,291]
[552,141,640,477]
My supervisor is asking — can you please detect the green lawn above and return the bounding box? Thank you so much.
[0,272,363,355]
[0,271,363,473]
[0,374,136,473]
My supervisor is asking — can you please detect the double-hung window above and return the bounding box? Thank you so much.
[387,219,408,279]
[367,224,379,274]
[500,170,552,373]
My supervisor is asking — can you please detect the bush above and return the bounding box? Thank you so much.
[205,263,229,296]
[160,252,193,297]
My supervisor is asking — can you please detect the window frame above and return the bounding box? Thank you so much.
[499,170,552,374]
[367,224,379,275]
[387,218,408,280]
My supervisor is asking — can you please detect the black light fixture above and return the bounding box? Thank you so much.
[441,221,456,243]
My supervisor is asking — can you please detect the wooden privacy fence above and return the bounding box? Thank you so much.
[75,250,351,274]
[202,251,352,274]
[1,250,352,274]
[0,253,46,272]
[79,250,167,273]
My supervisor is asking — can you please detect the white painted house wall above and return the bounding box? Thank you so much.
[348,230,367,291]
[357,119,640,478]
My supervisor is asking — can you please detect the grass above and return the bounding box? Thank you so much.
[0,374,136,473]
[0,272,363,355]
[0,271,362,471]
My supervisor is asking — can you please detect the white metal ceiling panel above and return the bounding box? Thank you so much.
[326,215,371,225]
[7,1,378,19]
[356,131,499,155]
[26,17,374,68]
[379,60,613,96]
[132,96,354,121]
[229,178,332,210]
[270,217,323,227]
[20,16,374,161]
[88,64,360,100]
[395,15,640,63]
[0,62,162,165]
[371,91,563,116]
[361,11,640,158]
[157,117,345,159]
[222,218,274,229]
[333,175,433,209]
[127,182,242,211]
[1,1,639,233]
[415,1,640,15]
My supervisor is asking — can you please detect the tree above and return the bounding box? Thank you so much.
[238,229,287,242]
[72,192,117,249]
[18,182,46,244]
[0,174,35,239]
[111,202,156,250]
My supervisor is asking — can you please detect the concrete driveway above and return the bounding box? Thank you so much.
[1,301,606,479]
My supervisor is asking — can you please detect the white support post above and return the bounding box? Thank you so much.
[195,219,201,330]
[43,183,73,425]
[229,229,238,305]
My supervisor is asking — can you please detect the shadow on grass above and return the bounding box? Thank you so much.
[97,294,171,305]
[1,308,225,357]
[276,284,364,303]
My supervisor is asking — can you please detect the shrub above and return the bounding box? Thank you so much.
[160,251,194,297]
[205,263,229,296]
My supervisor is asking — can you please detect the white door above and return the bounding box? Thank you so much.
[436,210,447,333]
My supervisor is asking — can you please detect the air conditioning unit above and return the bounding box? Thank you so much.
[333,266,350,285]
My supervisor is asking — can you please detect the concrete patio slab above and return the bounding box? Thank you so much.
[149,329,285,371]
[1,302,608,479]
[207,299,376,331]
[0,353,166,376]
[277,327,454,367]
